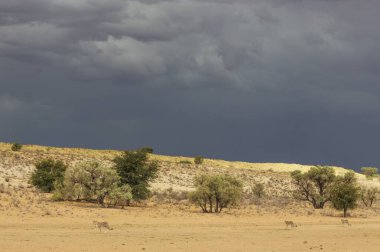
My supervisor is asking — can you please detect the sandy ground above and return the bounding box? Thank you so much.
[1,143,380,251]
[1,204,380,252]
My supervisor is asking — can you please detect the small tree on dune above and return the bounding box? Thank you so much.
[360,187,378,208]
[252,183,265,199]
[56,160,120,206]
[330,172,360,217]
[30,159,67,192]
[189,174,243,213]
[113,150,158,202]
[290,165,336,209]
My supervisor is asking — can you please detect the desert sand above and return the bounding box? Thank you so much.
[2,204,380,252]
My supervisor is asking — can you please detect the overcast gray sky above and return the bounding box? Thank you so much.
[1,0,380,170]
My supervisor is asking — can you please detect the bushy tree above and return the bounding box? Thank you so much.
[252,183,265,199]
[361,167,378,179]
[360,187,378,207]
[11,143,22,151]
[290,166,336,209]
[330,172,360,217]
[30,159,67,192]
[194,156,204,166]
[189,174,243,213]
[59,160,120,206]
[113,150,158,201]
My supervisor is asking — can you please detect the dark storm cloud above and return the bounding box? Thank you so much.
[1,0,378,88]
[1,0,380,169]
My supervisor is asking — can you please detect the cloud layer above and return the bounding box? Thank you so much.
[1,0,380,169]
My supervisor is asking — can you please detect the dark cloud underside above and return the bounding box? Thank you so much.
[1,0,380,170]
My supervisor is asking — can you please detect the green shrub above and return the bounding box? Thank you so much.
[189,174,243,213]
[30,159,67,192]
[361,167,378,179]
[139,147,154,154]
[113,150,158,201]
[252,183,265,198]
[51,192,63,201]
[194,156,204,166]
[107,184,133,208]
[11,143,22,151]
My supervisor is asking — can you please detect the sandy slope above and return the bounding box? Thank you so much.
[1,141,377,195]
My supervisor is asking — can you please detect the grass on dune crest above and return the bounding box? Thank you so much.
[0,141,355,176]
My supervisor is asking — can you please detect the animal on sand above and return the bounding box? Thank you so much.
[341,219,351,226]
[285,221,297,228]
[93,221,113,232]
